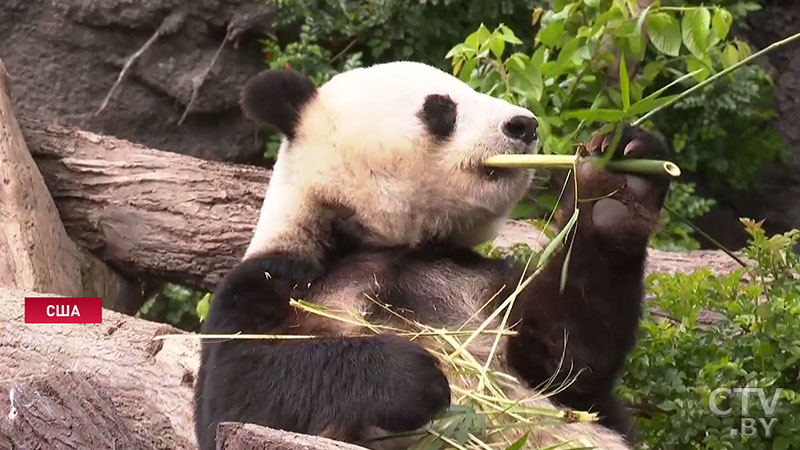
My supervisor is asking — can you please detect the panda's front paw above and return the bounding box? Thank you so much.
[204,254,323,333]
[220,254,322,296]
[370,334,451,432]
[576,126,672,248]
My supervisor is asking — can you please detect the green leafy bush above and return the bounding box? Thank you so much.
[652,181,717,250]
[264,0,540,74]
[652,65,785,190]
[137,283,208,331]
[620,220,800,449]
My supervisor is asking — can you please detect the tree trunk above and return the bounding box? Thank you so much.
[0,58,138,312]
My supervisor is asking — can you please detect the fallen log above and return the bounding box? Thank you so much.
[0,288,367,450]
[216,423,367,450]
[21,120,744,292]
[0,287,198,450]
[23,119,269,291]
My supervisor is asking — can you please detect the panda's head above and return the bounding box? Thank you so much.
[242,62,538,256]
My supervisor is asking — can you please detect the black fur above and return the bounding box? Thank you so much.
[240,69,317,139]
[418,94,457,140]
[194,126,670,447]
[195,253,450,449]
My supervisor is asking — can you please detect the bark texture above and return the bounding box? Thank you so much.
[0,288,368,450]
[216,423,368,450]
[0,58,136,311]
[0,287,199,450]
[24,119,270,290]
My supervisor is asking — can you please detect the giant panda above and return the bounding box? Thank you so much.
[194,61,670,450]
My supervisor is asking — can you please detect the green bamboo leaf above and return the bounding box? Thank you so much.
[639,68,703,103]
[633,4,653,36]
[504,433,529,450]
[599,121,624,165]
[556,37,581,68]
[476,23,491,46]
[641,60,666,82]
[625,33,646,61]
[721,43,739,69]
[628,94,679,117]
[196,293,212,322]
[710,8,733,45]
[538,208,579,268]
[646,12,681,57]
[619,53,630,111]
[531,7,544,26]
[451,58,462,76]
[563,108,625,122]
[627,94,678,116]
[464,31,478,50]
[560,221,577,293]
[507,52,527,72]
[682,7,711,59]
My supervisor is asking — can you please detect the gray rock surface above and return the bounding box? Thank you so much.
[0,0,275,163]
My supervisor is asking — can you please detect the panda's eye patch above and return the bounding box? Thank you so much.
[418,94,457,141]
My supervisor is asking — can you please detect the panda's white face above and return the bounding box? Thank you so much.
[242,62,538,257]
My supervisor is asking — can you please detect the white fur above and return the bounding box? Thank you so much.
[246,62,537,259]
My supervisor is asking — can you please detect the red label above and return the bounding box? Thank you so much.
[24,297,102,324]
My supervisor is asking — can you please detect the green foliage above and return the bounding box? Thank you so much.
[137,284,209,331]
[651,65,786,189]
[651,182,716,250]
[620,221,800,449]
[262,0,541,78]
[446,1,748,154]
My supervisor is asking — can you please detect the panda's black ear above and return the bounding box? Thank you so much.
[240,69,317,139]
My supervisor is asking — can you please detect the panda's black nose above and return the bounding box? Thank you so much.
[502,115,538,145]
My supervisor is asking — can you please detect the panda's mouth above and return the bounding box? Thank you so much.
[480,166,517,180]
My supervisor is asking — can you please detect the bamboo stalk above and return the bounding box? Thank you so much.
[484,154,681,177]
[484,154,577,169]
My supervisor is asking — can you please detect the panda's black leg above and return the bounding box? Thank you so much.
[195,255,451,450]
[506,126,670,437]
[595,393,636,442]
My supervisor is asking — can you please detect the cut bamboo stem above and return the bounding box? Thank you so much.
[484,154,681,177]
